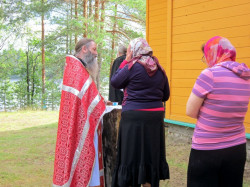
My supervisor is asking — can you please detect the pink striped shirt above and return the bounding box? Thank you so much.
[192,61,250,150]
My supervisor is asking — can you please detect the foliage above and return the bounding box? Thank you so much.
[0,0,146,111]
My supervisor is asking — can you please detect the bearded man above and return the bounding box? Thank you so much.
[53,38,106,187]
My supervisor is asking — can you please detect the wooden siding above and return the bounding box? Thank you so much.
[147,0,250,133]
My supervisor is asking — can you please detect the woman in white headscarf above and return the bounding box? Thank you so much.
[111,38,170,187]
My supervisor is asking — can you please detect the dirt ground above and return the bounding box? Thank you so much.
[160,132,250,187]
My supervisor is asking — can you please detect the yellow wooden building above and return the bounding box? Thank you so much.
[146,0,250,137]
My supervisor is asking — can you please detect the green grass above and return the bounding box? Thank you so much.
[160,138,250,187]
[0,111,58,187]
[0,123,57,186]
[0,111,249,187]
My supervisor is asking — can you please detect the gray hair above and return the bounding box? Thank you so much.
[74,38,94,56]
[118,45,127,55]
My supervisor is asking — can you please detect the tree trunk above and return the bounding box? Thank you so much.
[26,50,30,107]
[3,81,6,112]
[102,108,121,187]
[66,2,69,54]
[89,0,92,17]
[83,0,88,37]
[31,56,38,106]
[74,0,78,44]
[94,0,100,89]
[41,0,46,109]
[96,0,106,90]
[94,0,99,22]
[110,3,118,74]
[31,65,35,105]
[100,0,105,27]
[70,0,73,54]
[51,88,54,110]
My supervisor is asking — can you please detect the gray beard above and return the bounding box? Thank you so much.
[83,51,98,81]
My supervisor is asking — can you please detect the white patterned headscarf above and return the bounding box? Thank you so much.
[127,38,166,77]
[129,38,153,58]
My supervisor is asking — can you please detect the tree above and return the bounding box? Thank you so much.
[111,3,118,64]
[41,0,46,109]
[89,0,93,17]
[83,0,88,37]
[75,0,78,44]
[0,0,146,110]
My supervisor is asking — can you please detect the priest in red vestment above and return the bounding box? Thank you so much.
[53,38,106,187]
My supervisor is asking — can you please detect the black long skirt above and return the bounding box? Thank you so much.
[112,110,170,187]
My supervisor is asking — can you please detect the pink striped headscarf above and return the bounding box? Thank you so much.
[204,36,236,67]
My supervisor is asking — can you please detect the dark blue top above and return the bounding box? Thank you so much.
[111,62,170,112]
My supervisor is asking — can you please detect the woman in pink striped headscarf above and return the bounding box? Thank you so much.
[186,36,250,187]
[203,36,236,67]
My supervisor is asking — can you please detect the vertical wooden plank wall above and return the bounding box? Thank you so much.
[146,0,170,116]
[147,0,250,133]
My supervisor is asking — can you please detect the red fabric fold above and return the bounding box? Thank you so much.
[53,55,106,187]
